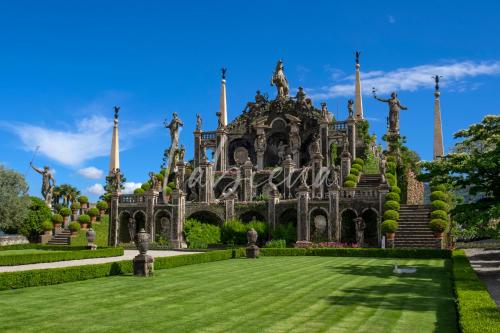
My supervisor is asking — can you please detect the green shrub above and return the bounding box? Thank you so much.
[349,168,360,176]
[221,219,266,245]
[431,184,447,192]
[452,250,500,333]
[385,192,400,202]
[96,201,108,210]
[77,196,89,204]
[387,162,397,173]
[78,214,90,223]
[431,200,450,212]
[183,219,221,249]
[388,178,397,187]
[51,214,63,223]
[345,174,358,182]
[19,197,52,241]
[264,239,286,248]
[429,219,448,232]
[134,188,145,195]
[155,173,164,182]
[383,210,399,221]
[59,207,71,217]
[272,224,296,244]
[141,182,151,191]
[343,180,356,188]
[390,186,401,194]
[351,163,363,171]
[87,207,99,217]
[68,222,81,232]
[386,156,397,163]
[384,200,400,211]
[164,186,173,195]
[430,191,448,202]
[353,158,364,166]
[385,173,396,181]
[70,202,80,210]
[167,181,176,189]
[381,220,399,233]
[42,220,53,231]
[247,221,267,237]
[430,210,449,221]
[259,247,450,259]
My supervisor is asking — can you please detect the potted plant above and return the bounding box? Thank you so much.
[96,201,108,216]
[87,208,99,222]
[78,196,89,210]
[78,214,91,229]
[429,219,448,239]
[59,208,72,227]
[381,220,399,240]
[70,201,81,215]
[68,221,81,236]
[163,186,173,202]
[42,220,53,235]
[51,214,63,229]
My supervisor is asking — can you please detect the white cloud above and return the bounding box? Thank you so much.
[122,182,142,194]
[86,183,105,196]
[309,60,500,100]
[78,166,104,179]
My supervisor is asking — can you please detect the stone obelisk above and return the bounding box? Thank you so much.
[109,106,120,174]
[354,51,364,120]
[216,68,228,171]
[433,76,444,160]
[220,68,228,127]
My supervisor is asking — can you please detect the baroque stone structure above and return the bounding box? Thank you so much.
[109,58,391,248]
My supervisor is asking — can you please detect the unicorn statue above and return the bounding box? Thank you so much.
[270,59,289,99]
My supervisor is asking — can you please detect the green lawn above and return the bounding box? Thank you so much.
[0,249,63,256]
[0,256,457,333]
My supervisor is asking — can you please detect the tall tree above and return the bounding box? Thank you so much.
[0,165,30,234]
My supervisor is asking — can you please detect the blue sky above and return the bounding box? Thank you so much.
[1,1,499,201]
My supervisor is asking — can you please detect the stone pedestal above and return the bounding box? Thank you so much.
[297,184,310,241]
[246,228,260,258]
[133,254,154,277]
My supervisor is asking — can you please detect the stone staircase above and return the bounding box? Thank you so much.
[358,174,382,188]
[394,204,441,248]
[47,229,72,245]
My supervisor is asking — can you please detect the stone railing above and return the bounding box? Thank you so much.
[119,194,145,204]
[332,121,347,130]
[201,131,217,140]
[340,188,378,199]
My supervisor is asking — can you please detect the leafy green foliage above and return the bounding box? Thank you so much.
[384,200,400,211]
[381,220,399,233]
[96,201,108,210]
[263,239,286,248]
[68,222,81,232]
[77,196,88,204]
[430,191,448,202]
[272,223,296,243]
[21,197,52,241]
[183,219,221,249]
[431,210,449,221]
[134,188,145,195]
[390,186,401,194]
[353,158,364,166]
[383,210,399,220]
[70,202,80,210]
[431,200,450,212]
[70,215,109,247]
[385,192,400,202]
[41,220,53,231]
[349,168,360,176]
[260,247,450,258]
[59,207,71,216]
[51,214,63,223]
[141,182,151,191]
[343,180,356,188]
[345,174,358,182]
[429,219,448,232]
[78,214,90,223]
[431,184,447,192]
[0,165,30,234]
[87,207,99,217]
[221,219,267,245]
[351,163,363,171]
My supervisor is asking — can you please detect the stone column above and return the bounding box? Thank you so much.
[347,119,356,160]
[199,159,214,203]
[241,158,253,202]
[320,120,329,167]
[194,130,202,168]
[311,152,324,199]
[340,150,352,184]
[267,187,280,237]
[108,193,119,246]
[215,128,228,172]
[296,184,310,241]
[176,161,186,193]
[282,155,295,199]
[377,184,390,246]
[144,190,158,238]
[171,189,186,249]
[224,193,236,221]
[328,186,340,242]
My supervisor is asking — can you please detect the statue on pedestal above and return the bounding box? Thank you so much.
[270,59,289,99]
[196,113,202,131]
[30,163,56,206]
[373,90,408,134]
[164,112,184,173]
[354,217,365,246]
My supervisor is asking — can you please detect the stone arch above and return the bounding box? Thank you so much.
[118,210,132,243]
[341,208,357,244]
[186,210,224,226]
[154,209,172,242]
[361,208,379,247]
[133,210,146,232]
[309,207,329,242]
[239,210,266,223]
[270,117,287,128]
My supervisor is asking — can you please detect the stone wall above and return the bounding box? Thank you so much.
[406,169,424,205]
[0,235,29,246]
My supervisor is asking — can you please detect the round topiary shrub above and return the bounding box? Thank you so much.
[51,214,63,223]
[78,214,90,224]
[134,188,145,195]
[344,180,357,188]
[388,178,397,187]
[96,201,108,210]
[390,186,401,194]
[42,220,53,231]
[70,202,81,210]
[69,221,81,232]
[431,210,449,221]
[353,158,364,166]
[156,173,164,182]
[429,219,448,232]
[381,220,399,233]
[383,210,400,220]
[385,192,400,202]
[59,207,71,217]
[430,184,447,192]
[87,207,99,217]
[167,181,176,189]
[345,174,358,182]
[430,191,448,202]
[431,200,449,212]
[350,168,360,176]
[351,163,363,171]
[78,196,89,204]
[385,173,396,181]
[164,186,173,195]
[384,200,400,211]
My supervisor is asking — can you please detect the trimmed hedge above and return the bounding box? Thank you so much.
[431,184,447,192]
[381,220,399,233]
[0,244,91,251]
[154,250,233,270]
[343,180,356,188]
[452,250,500,333]
[383,210,399,220]
[390,186,401,194]
[0,247,124,266]
[429,219,448,232]
[431,200,450,212]
[260,247,451,259]
[384,200,400,211]
[353,158,364,166]
[351,163,363,171]
[430,191,448,202]
[385,192,400,202]
[431,210,449,221]
[345,174,358,182]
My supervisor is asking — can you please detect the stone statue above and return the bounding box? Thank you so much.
[128,217,137,242]
[433,75,442,91]
[329,167,340,189]
[164,112,184,173]
[347,99,354,118]
[277,141,286,163]
[109,168,122,192]
[149,172,159,191]
[295,87,306,105]
[216,111,223,128]
[310,134,321,155]
[380,156,387,183]
[221,67,227,80]
[321,102,329,121]
[270,59,289,99]
[354,217,365,246]
[355,51,361,65]
[196,113,202,131]
[179,144,185,162]
[373,91,408,134]
[114,105,120,120]
[30,162,56,205]
[255,134,266,153]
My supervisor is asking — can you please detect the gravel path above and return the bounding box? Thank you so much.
[0,250,198,273]
[465,248,500,307]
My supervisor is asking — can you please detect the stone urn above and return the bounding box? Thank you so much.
[86,228,97,250]
[386,232,395,241]
[135,228,150,255]
[246,228,259,259]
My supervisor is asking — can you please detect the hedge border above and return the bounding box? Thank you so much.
[452,250,500,333]
[259,247,451,258]
[0,247,124,266]
[0,244,91,252]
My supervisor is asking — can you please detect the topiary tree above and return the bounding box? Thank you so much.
[42,220,53,232]
[384,200,400,211]
[345,174,358,182]
[390,186,401,195]
[429,219,448,233]
[87,207,99,222]
[78,214,90,227]
[59,207,71,217]
[385,192,400,202]
[68,221,81,233]
[353,158,364,166]
[430,191,448,202]
[383,210,400,221]
[51,214,63,224]
[381,220,399,233]
[77,196,89,204]
[431,200,449,212]
[350,168,360,176]
[431,210,449,221]
[96,201,108,214]
[343,180,357,188]
[70,201,81,211]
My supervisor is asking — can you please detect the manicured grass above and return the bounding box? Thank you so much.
[71,215,109,247]
[0,256,457,333]
[0,249,63,256]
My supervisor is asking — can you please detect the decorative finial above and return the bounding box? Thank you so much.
[355,51,361,65]
[221,68,227,80]
[432,75,442,91]
[113,106,120,120]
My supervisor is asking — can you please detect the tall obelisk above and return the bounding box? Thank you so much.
[109,106,120,174]
[354,51,364,120]
[433,76,444,159]
[220,68,228,127]
[216,68,228,171]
